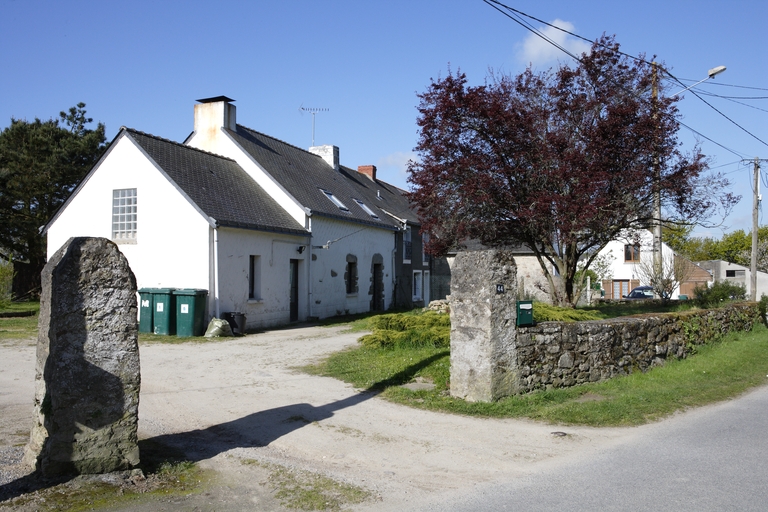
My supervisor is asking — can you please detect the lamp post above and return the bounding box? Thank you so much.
[651,65,727,284]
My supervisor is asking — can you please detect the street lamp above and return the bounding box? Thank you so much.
[651,65,727,284]
[670,66,727,97]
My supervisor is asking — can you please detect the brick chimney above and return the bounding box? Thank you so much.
[309,145,340,171]
[357,165,377,181]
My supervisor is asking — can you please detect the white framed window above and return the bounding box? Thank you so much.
[353,199,379,220]
[112,188,137,242]
[413,270,422,301]
[320,189,349,211]
[249,255,262,300]
[422,232,430,265]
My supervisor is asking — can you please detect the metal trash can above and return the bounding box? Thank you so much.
[138,288,156,333]
[516,300,534,327]
[152,288,176,335]
[223,312,246,335]
[173,289,208,337]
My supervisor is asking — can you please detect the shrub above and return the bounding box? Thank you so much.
[693,281,747,308]
[359,311,450,349]
[0,259,14,309]
[533,302,604,322]
[759,294,768,326]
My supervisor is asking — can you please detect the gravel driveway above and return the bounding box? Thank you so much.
[1,324,633,510]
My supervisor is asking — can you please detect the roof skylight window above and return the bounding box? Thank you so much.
[354,199,380,220]
[321,189,349,211]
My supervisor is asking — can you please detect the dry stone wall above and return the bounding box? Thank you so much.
[516,303,760,392]
[449,250,761,401]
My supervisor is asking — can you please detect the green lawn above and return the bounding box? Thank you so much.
[0,302,39,343]
[307,322,768,427]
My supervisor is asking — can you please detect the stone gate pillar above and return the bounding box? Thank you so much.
[449,249,519,402]
[24,237,141,476]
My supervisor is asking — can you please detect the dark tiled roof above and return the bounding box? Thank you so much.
[126,129,307,236]
[227,126,417,230]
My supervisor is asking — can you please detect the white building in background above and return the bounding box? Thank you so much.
[696,260,768,300]
[599,230,711,299]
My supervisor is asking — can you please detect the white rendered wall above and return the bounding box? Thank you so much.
[47,136,212,293]
[309,217,394,318]
[215,227,309,329]
[600,231,681,298]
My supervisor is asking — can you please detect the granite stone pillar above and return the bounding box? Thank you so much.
[449,249,520,402]
[24,237,141,476]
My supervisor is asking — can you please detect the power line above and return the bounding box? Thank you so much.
[674,80,768,92]
[481,0,584,63]
[481,1,767,157]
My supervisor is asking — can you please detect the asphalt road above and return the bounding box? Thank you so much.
[416,384,768,512]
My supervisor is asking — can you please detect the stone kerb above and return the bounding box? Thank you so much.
[24,237,141,476]
[449,249,519,402]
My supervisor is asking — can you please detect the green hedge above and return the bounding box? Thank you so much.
[359,311,450,349]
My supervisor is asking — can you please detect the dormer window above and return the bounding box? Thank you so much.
[320,189,348,211]
[354,199,379,220]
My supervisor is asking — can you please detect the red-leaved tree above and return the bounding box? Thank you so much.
[407,37,737,307]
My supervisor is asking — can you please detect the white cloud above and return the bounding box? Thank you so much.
[516,19,591,68]
[377,151,418,178]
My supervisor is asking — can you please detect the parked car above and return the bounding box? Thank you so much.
[623,286,654,300]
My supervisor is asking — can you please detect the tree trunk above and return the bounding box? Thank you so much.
[12,257,44,300]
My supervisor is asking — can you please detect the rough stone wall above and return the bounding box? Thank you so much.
[24,237,141,476]
[449,250,519,402]
[515,303,760,392]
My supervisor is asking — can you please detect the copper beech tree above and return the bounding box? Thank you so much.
[407,37,737,307]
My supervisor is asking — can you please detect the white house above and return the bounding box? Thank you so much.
[599,230,711,299]
[696,260,768,300]
[44,96,441,331]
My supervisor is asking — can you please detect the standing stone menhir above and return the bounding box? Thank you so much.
[23,237,141,476]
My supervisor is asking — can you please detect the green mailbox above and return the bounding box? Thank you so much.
[152,288,176,335]
[173,289,208,337]
[516,300,534,327]
[138,288,156,333]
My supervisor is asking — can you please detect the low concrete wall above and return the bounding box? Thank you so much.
[515,303,760,392]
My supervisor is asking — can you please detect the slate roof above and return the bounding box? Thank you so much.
[227,125,419,229]
[126,129,308,236]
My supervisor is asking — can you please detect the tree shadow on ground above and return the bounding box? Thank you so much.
[0,351,446,503]
[137,350,447,464]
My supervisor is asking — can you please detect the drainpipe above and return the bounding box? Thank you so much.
[213,227,221,318]
[391,232,398,310]
[304,208,315,318]
[307,215,313,319]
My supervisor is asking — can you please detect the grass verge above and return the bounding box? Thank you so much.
[307,323,768,427]
[0,301,40,316]
[242,459,372,511]
[0,455,207,512]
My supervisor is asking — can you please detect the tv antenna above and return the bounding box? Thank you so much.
[299,105,329,146]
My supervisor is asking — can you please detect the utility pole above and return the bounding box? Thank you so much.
[651,63,663,282]
[751,157,761,301]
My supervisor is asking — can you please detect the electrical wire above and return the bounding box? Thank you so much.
[675,81,768,92]
[481,1,767,160]
[481,0,584,63]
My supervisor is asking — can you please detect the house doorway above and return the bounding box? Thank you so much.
[372,263,384,311]
[289,259,299,322]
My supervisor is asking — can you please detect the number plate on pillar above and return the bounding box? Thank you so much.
[496,284,505,294]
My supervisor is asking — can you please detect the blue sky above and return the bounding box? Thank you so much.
[1,0,765,238]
